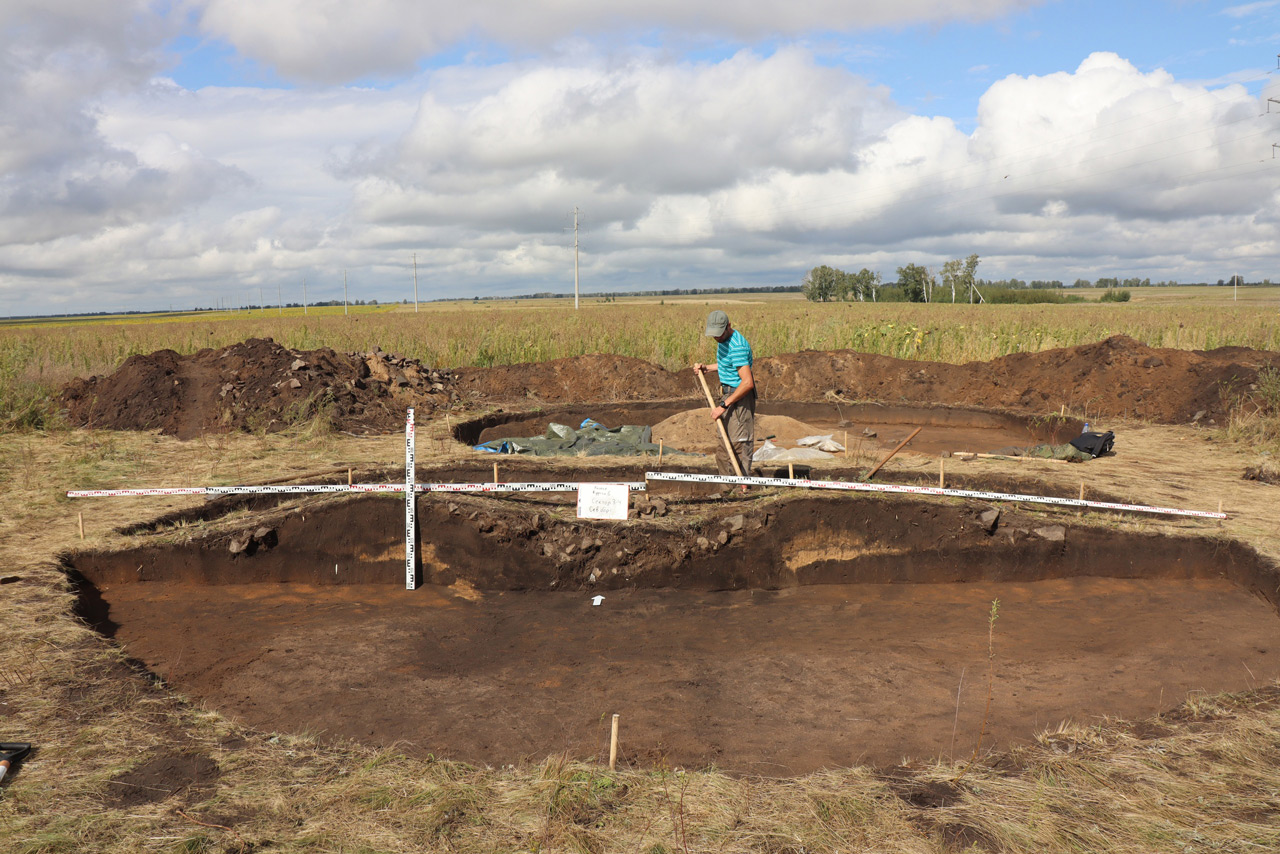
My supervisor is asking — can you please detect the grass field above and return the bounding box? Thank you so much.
[3,287,1280,851]
[3,287,1280,432]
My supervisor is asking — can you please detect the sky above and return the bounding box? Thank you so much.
[3,0,1280,314]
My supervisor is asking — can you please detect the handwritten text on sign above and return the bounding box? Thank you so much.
[576,483,630,520]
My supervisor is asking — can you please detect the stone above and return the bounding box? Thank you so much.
[1034,525,1066,543]
[290,359,307,371]
[228,533,252,555]
[650,498,668,517]
[863,428,877,438]
[543,543,555,557]
[288,378,302,389]
[726,514,745,532]
[253,527,277,548]
[978,508,1001,533]
[717,530,730,545]
[696,536,710,550]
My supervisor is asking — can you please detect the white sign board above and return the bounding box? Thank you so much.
[576,483,630,520]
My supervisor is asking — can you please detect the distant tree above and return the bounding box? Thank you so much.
[802,265,841,302]
[1073,278,1091,288]
[896,263,931,302]
[961,254,980,303]
[841,268,881,302]
[940,259,963,302]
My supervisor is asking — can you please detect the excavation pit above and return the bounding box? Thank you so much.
[69,492,1280,775]
[456,401,1084,460]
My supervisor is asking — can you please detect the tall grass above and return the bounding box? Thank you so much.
[2,300,1279,430]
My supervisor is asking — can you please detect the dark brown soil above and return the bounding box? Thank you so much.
[60,335,1280,439]
[69,493,1280,773]
[461,400,1085,460]
[105,752,220,808]
[457,335,1280,425]
[60,338,461,438]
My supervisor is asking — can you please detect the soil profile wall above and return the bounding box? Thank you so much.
[70,494,1279,610]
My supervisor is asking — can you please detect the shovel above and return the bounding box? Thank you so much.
[0,742,31,785]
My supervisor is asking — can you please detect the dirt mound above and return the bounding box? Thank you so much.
[651,411,822,454]
[456,353,688,402]
[60,338,461,439]
[460,336,1280,425]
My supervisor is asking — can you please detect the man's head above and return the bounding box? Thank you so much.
[705,310,731,341]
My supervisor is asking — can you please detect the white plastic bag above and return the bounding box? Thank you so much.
[797,434,845,453]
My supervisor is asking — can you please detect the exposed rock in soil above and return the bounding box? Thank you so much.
[60,338,461,438]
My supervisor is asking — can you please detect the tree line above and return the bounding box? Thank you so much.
[802,255,982,303]
[802,259,1272,303]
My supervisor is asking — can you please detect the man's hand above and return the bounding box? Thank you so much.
[693,362,707,374]
[709,405,726,421]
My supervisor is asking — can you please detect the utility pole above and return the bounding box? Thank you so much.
[573,206,580,311]
[412,253,419,312]
[344,269,349,315]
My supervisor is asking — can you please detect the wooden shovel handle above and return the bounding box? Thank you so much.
[696,370,745,477]
[864,427,922,481]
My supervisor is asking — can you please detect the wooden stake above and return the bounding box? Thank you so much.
[609,714,620,770]
[658,439,664,466]
[951,452,1072,465]
[493,462,499,484]
[1060,404,1065,416]
[788,462,795,480]
[939,457,945,488]
[78,512,84,540]
[844,430,849,459]
[1219,499,1224,514]
[347,468,352,486]
[1079,482,1085,501]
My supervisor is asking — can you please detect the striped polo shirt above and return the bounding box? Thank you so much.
[716,329,753,388]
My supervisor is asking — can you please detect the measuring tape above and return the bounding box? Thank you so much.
[643,472,1227,519]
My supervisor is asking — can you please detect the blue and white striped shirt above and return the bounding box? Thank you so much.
[716,329,753,388]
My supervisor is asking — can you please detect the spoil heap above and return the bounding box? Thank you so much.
[60,338,460,438]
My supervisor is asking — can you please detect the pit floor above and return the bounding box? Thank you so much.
[100,574,1280,774]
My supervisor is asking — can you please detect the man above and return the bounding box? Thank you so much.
[693,310,756,477]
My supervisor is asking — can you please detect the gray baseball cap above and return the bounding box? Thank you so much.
[704,310,729,337]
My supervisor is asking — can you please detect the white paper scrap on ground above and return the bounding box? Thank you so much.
[592,595,605,606]
[577,483,630,520]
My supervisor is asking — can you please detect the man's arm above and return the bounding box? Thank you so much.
[710,364,754,420]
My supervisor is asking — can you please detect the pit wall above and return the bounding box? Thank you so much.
[69,494,1280,613]
[455,400,1084,446]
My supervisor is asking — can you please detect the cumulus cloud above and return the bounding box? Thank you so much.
[196,0,1041,82]
[0,0,249,253]
[5,36,1280,313]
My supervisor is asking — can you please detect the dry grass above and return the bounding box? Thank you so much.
[4,291,1280,851]
[3,412,1280,852]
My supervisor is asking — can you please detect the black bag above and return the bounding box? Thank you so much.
[1069,430,1115,458]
